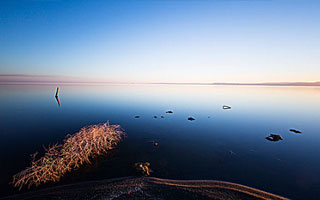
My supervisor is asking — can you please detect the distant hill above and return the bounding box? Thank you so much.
[210,82,320,86]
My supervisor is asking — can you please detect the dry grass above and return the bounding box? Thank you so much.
[12,122,126,190]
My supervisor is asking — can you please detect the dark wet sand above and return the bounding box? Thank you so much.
[2,177,288,200]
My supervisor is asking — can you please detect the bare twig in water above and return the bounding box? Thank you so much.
[12,122,126,190]
[55,87,59,97]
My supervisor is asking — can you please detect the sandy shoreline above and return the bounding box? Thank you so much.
[2,177,288,200]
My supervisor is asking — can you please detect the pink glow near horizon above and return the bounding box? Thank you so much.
[0,74,319,86]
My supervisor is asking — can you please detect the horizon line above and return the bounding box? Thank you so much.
[0,74,319,86]
[1,81,320,87]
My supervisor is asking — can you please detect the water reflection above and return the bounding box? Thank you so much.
[55,96,61,107]
[0,84,320,199]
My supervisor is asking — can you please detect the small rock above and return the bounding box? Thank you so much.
[134,115,140,118]
[289,129,302,134]
[134,162,152,176]
[229,150,234,155]
[160,116,164,118]
[149,140,159,146]
[153,116,158,118]
[223,105,231,109]
[265,134,283,142]
[188,117,195,121]
[166,110,173,114]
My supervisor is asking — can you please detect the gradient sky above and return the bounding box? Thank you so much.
[0,0,319,83]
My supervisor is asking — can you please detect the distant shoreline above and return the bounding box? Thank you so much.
[1,74,319,86]
[1,81,320,87]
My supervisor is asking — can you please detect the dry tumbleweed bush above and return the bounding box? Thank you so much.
[12,122,126,190]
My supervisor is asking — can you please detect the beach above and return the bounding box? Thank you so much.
[2,177,287,200]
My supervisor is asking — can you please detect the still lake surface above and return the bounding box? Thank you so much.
[0,84,320,199]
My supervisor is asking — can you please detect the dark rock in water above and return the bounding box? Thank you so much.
[223,105,231,109]
[153,116,158,118]
[265,134,283,142]
[188,117,195,121]
[148,140,159,146]
[134,162,152,176]
[166,110,173,114]
[290,129,302,134]
[134,116,140,118]
[160,116,164,118]
[229,150,234,155]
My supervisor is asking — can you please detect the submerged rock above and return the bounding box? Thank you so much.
[153,116,158,119]
[265,134,283,142]
[160,116,164,118]
[223,105,231,109]
[134,162,152,176]
[166,110,173,114]
[134,116,140,118]
[289,129,302,134]
[148,140,159,147]
[188,117,195,121]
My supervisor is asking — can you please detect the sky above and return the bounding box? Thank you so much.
[0,0,319,83]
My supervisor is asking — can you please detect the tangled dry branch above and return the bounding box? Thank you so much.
[12,122,126,190]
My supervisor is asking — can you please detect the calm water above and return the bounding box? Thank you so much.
[0,84,320,199]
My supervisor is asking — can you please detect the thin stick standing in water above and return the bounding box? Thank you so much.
[55,87,59,97]
[55,87,61,106]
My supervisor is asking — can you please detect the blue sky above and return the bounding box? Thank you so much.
[0,0,319,83]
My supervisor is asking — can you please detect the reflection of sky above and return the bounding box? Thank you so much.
[0,85,320,199]
[1,84,320,125]
[1,84,320,151]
